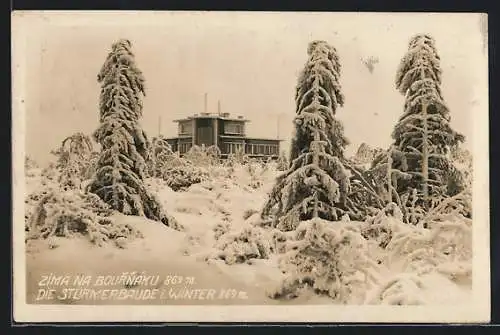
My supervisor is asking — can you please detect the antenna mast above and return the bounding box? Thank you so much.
[204,93,208,114]
[277,114,281,140]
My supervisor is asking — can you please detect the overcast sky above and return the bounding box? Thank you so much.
[17,12,487,166]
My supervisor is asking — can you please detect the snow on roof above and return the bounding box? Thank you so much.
[173,113,250,123]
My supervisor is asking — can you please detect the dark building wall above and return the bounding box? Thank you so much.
[195,118,215,147]
[217,119,224,136]
[215,119,224,152]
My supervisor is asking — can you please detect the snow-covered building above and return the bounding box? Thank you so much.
[165,112,282,159]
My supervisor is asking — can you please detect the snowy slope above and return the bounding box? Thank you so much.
[24,164,473,306]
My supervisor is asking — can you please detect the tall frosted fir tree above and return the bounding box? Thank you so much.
[88,39,179,229]
[393,34,465,203]
[261,40,350,231]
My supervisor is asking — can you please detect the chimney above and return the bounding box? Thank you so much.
[204,93,208,114]
[218,100,221,115]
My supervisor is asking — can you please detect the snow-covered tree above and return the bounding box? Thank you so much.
[262,40,350,231]
[225,146,249,167]
[27,189,144,248]
[366,146,412,207]
[25,155,38,170]
[62,132,94,160]
[450,146,472,193]
[49,132,95,188]
[205,145,222,165]
[392,34,465,204]
[270,218,380,303]
[51,132,93,170]
[276,151,289,171]
[178,145,222,168]
[147,135,173,178]
[289,41,348,162]
[162,157,209,191]
[87,39,179,228]
[351,143,384,167]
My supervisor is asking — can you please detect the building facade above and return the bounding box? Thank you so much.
[165,112,282,160]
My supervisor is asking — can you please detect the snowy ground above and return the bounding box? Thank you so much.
[24,165,473,305]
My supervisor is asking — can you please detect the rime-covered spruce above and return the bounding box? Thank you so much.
[261,40,351,231]
[388,35,465,204]
[87,39,180,229]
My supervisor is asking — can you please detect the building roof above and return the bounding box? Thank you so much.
[173,113,250,123]
[164,137,187,141]
[219,135,284,142]
[245,137,285,142]
[164,135,192,140]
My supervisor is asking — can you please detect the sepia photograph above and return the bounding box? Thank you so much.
[12,11,490,323]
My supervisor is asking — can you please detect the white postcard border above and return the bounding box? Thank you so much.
[11,11,491,323]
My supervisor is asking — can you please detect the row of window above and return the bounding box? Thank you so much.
[174,141,278,156]
[247,143,279,156]
[178,120,245,136]
[222,142,279,156]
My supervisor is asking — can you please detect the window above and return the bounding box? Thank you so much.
[246,144,254,154]
[224,121,244,135]
[178,121,193,135]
